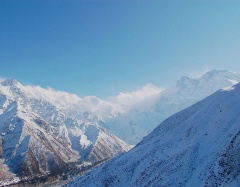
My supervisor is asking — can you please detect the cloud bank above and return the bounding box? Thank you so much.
[111,84,165,111]
[25,83,165,113]
[1,76,165,115]
[25,85,81,108]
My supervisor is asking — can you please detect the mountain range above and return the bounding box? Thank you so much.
[0,70,239,185]
[67,81,240,187]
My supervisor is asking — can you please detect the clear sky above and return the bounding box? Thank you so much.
[0,0,240,98]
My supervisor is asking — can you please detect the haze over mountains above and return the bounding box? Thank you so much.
[0,70,239,185]
[67,80,240,187]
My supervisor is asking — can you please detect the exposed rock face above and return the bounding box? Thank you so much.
[0,136,2,157]
[0,159,14,180]
[0,136,14,181]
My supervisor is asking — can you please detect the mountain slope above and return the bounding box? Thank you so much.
[105,70,240,144]
[67,83,240,187]
[0,79,131,184]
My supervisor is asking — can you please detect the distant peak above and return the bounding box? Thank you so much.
[177,76,195,86]
[201,70,233,78]
[1,78,20,87]
[176,70,240,87]
[178,76,191,82]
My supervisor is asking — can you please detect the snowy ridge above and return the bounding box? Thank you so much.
[67,82,240,187]
[1,70,239,146]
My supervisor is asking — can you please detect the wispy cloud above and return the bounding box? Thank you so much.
[5,78,165,115]
[110,84,165,111]
[23,83,165,115]
[24,85,116,115]
[25,85,82,107]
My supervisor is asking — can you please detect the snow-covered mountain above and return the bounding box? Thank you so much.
[0,79,131,183]
[0,70,239,184]
[105,70,240,144]
[67,82,240,187]
[2,70,238,147]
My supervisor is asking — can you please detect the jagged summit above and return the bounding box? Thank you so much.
[176,76,196,87]
[1,78,20,87]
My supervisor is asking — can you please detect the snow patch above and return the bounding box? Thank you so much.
[80,134,91,148]
[222,86,235,91]
[226,78,239,85]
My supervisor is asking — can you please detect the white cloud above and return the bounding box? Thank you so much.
[24,83,165,116]
[25,85,82,108]
[2,78,165,115]
[24,85,116,116]
[110,84,165,112]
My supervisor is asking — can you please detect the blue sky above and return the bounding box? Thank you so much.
[0,0,240,98]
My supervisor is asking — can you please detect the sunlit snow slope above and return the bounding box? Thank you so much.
[67,83,240,187]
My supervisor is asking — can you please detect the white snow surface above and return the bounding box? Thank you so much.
[67,82,240,187]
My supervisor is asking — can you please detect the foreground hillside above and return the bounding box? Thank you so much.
[67,83,240,187]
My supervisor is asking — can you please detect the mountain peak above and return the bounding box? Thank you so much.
[1,78,20,87]
[177,76,194,84]
[201,70,239,80]
[176,70,240,88]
